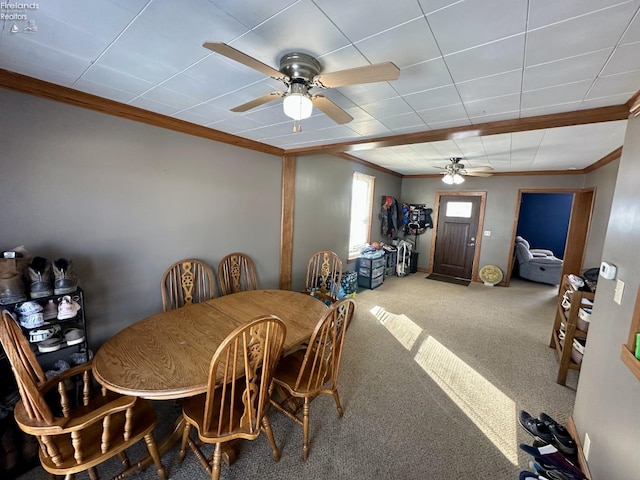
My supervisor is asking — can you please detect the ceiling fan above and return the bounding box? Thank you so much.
[436,157,494,184]
[202,42,400,130]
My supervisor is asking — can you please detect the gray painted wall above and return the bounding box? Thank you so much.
[573,116,640,480]
[292,154,402,290]
[0,89,283,346]
[401,175,585,274]
[583,158,620,269]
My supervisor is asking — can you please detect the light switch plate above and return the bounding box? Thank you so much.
[614,279,624,305]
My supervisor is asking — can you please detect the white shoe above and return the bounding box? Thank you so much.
[57,295,81,320]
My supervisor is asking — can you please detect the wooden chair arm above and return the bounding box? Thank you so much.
[38,361,94,393]
[16,395,138,435]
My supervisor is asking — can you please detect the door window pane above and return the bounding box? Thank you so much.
[445,201,472,218]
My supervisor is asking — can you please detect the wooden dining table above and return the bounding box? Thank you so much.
[93,289,329,400]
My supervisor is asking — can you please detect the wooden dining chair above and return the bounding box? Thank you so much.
[161,258,215,311]
[178,315,287,480]
[0,310,167,480]
[270,298,356,460]
[302,250,343,304]
[217,252,258,296]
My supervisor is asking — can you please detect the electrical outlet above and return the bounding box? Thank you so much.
[483,230,491,237]
[614,279,624,305]
[583,433,591,461]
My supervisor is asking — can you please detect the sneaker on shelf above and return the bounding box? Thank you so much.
[19,312,45,329]
[64,326,85,346]
[52,258,78,295]
[37,334,63,353]
[15,300,43,316]
[57,295,81,320]
[28,256,53,299]
[29,325,60,343]
[42,299,58,321]
[69,349,93,366]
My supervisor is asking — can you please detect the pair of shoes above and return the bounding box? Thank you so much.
[530,459,582,480]
[520,443,585,479]
[15,301,45,328]
[539,413,577,456]
[519,410,577,456]
[63,325,84,346]
[27,257,79,297]
[57,295,81,320]
[519,410,554,443]
[42,299,58,320]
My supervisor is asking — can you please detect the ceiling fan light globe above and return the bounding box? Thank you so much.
[442,173,455,185]
[283,93,313,120]
[452,173,465,184]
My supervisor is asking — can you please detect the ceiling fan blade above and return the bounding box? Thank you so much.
[463,171,493,177]
[203,42,285,80]
[312,96,353,124]
[312,62,400,88]
[230,92,285,112]
[464,165,494,172]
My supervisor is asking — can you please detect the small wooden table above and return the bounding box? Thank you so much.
[93,290,328,400]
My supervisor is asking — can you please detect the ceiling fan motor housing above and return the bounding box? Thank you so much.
[279,52,321,82]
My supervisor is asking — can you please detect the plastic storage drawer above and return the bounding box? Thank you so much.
[358,274,384,290]
[358,256,385,269]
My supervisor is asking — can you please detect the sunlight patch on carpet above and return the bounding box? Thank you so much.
[370,306,422,350]
[414,336,518,465]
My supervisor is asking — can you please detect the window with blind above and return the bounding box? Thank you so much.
[348,172,375,260]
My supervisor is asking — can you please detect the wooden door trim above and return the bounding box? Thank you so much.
[505,188,595,287]
[429,191,487,282]
[279,154,296,290]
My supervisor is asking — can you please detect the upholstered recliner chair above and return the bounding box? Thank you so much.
[514,236,563,285]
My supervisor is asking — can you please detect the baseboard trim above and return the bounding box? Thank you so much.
[567,416,593,480]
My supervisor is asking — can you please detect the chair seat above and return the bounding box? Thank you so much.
[273,350,318,396]
[16,395,157,475]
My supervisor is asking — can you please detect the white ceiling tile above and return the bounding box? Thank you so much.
[427,118,472,129]
[526,2,639,65]
[347,119,393,136]
[520,101,583,118]
[207,0,299,29]
[523,49,612,90]
[159,74,220,103]
[73,79,137,104]
[445,35,526,83]
[579,92,634,109]
[404,85,463,110]
[338,82,400,105]
[250,0,350,57]
[344,107,376,123]
[621,9,640,44]
[602,42,640,75]
[453,136,489,162]
[393,58,454,95]
[521,80,593,109]
[527,0,639,30]
[417,103,468,123]
[379,112,427,130]
[171,110,213,126]
[430,140,464,158]
[355,17,442,68]
[140,87,201,110]
[469,111,520,124]
[79,65,154,96]
[315,45,372,74]
[183,55,269,95]
[410,143,445,159]
[464,93,521,117]
[361,97,413,117]
[481,133,512,155]
[128,96,179,116]
[587,69,640,98]
[313,0,423,43]
[456,69,522,102]
[208,80,285,111]
[427,0,527,55]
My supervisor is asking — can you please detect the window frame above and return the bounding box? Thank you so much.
[348,171,376,261]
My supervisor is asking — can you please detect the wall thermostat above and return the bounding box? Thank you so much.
[600,261,617,280]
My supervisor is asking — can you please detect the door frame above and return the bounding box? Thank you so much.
[428,191,487,282]
[505,187,595,287]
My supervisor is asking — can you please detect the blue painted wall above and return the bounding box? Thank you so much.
[516,192,573,259]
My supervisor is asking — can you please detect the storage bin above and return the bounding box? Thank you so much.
[358,256,385,269]
[577,308,591,332]
[572,338,586,365]
[358,273,383,290]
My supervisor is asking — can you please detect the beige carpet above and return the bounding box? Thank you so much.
[17,275,577,480]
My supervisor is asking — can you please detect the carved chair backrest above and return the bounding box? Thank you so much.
[218,253,258,296]
[304,251,343,301]
[161,259,215,311]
